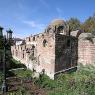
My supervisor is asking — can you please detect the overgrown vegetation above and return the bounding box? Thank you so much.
[0,59,32,94]
[0,62,95,95]
[34,64,95,95]
[12,69,32,78]
[9,58,27,69]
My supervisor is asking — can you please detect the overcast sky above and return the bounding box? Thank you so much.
[0,0,95,38]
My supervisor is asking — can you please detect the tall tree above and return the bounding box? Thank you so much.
[66,18,81,31]
[81,15,95,33]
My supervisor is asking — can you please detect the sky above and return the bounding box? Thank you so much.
[0,0,95,38]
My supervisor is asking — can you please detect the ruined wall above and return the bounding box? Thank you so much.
[78,36,95,65]
[12,45,25,63]
[71,31,95,65]
[35,32,55,79]
[11,19,79,79]
[55,34,78,73]
[11,31,56,79]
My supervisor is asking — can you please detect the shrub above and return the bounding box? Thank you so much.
[9,58,27,69]
[33,64,95,95]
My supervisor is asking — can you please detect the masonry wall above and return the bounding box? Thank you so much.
[55,34,78,73]
[78,39,95,65]
[11,31,56,79]
[35,32,55,79]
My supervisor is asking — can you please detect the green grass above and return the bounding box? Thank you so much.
[1,60,95,95]
[11,58,21,64]
[9,58,32,78]
[34,64,95,95]
[12,69,32,78]
[0,58,31,89]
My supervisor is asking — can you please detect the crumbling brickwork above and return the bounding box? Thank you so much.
[55,34,78,73]
[78,33,95,65]
[11,19,78,79]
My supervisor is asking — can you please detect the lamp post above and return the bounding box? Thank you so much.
[6,29,13,39]
[1,28,13,94]
[0,26,3,68]
[0,26,3,37]
[2,35,8,94]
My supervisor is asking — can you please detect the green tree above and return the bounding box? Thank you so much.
[66,18,81,31]
[81,15,95,32]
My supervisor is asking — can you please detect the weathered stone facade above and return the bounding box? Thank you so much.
[71,30,95,65]
[55,34,78,74]
[78,33,95,65]
[11,19,78,79]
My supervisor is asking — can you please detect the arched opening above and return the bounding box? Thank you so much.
[23,50,24,58]
[57,26,64,32]
[29,37,31,41]
[33,37,35,41]
[43,39,47,47]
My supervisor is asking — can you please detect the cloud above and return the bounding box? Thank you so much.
[23,20,46,30]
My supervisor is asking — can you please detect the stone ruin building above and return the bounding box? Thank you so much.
[11,19,95,79]
[1,19,95,79]
[11,19,78,79]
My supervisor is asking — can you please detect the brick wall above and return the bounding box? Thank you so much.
[78,38,95,65]
[55,34,78,73]
[35,32,55,79]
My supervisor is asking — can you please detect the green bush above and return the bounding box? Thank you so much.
[34,64,95,95]
[9,58,27,69]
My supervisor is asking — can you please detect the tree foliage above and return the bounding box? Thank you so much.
[81,15,95,32]
[66,18,81,31]
[67,14,95,34]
